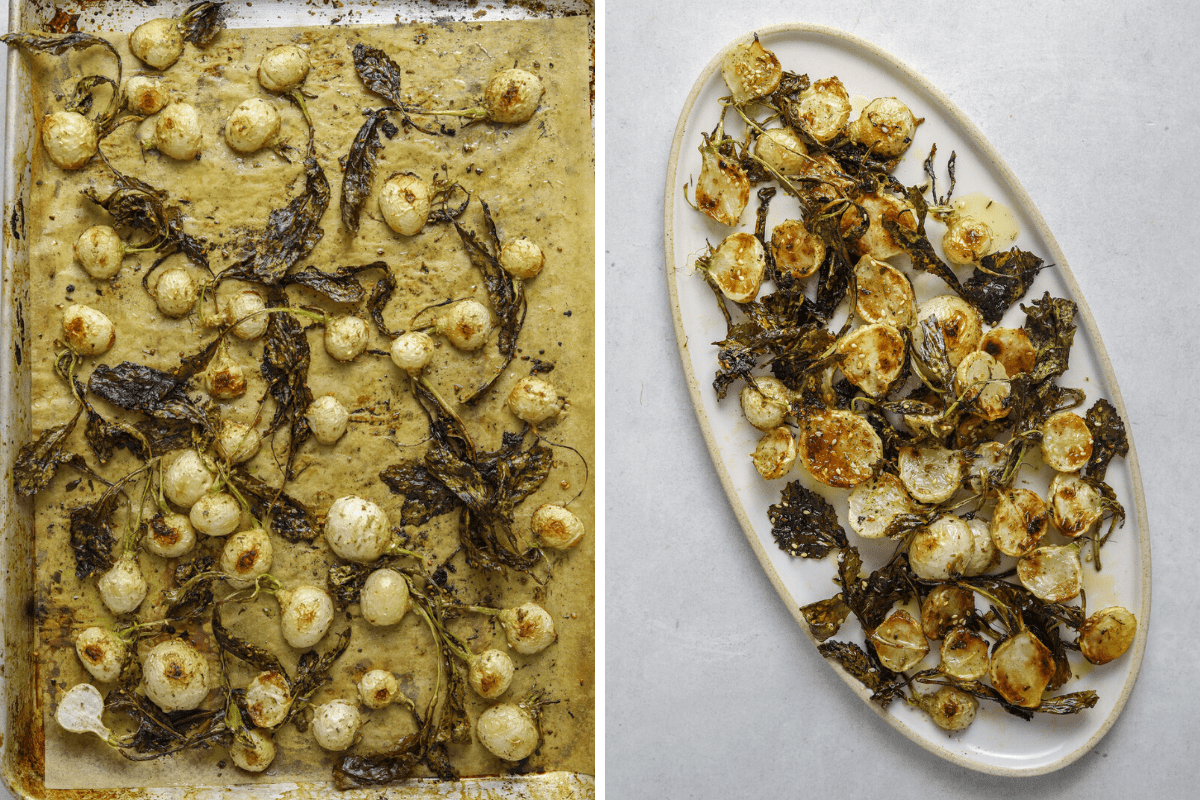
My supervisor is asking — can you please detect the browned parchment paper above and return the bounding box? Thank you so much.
[24,17,593,791]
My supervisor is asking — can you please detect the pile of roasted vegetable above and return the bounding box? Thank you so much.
[686,36,1136,732]
[8,5,586,785]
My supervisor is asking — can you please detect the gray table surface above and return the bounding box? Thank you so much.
[605,0,1200,797]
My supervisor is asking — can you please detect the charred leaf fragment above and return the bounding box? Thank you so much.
[88,361,214,432]
[288,627,352,721]
[174,337,222,383]
[212,601,287,675]
[65,74,122,135]
[341,107,397,233]
[380,461,460,526]
[328,563,371,609]
[336,591,468,787]
[259,300,314,480]
[161,555,218,620]
[817,639,906,707]
[769,325,842,399]
[67,492,119,580]
[352,43,404,106]
[913,672,1098,718]
[880,187,968,303]
[453,200,528,403]
[137,417,201,458]
[711,333,759,400]
[89,362,185,410]
[810,209,857,319]
[1083,398,1128,481]
[754,186,777,279]
[335,737,426,788]
[281,261,388,304]
[1080,476,1126,568]
[843,551,917,631]
[351,43,450,137]
[961,248,1047,326]
[922,144,957,207]
[84,401,151,465]
[231,469,319,543]
[68,462,157,580]
[800,595,851,641]
[707,286,831,400]
[13,405,83,496]
[1022,293,1078,382]
[434,647,472,748]
[388,386,552,576]
[478,430,556,516]
[105,686,227,761]
[367,269,400,337]
[221,130,330,286]
[178,2,227,47]
[424,430,551,574]
[770,70,811,109]
[879,509,941,542]
[87,165,210,274]
[960,577,1082,691]
[909,318,955,395]
[1035,691,1100,714]
[1001,294,1085,436]
[768,480,848,558]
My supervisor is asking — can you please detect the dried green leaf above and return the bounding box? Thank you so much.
[1083,398,1128,481]
[340,107,397,233]
[288,627,352,718]
[379,461,461,526]
[259,303,314,479]
[178,2,227,47]
[1035,691,1099,715]
[67,495,118,580]
[231,469,319,542]
[768,480,848,558]
[221,152,329,285]
[161,554,217,620]
[453,200,527,404]
[800,595,851,641]
[817,639,896,696]
[281,261,388,304]
[212,601,287,676]
[13,405,83,496]
[961,248,1047,326]
[327,563,371,610]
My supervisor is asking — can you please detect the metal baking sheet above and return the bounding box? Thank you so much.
[0,2,595,797]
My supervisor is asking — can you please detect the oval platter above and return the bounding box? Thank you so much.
[663,24,1151,776]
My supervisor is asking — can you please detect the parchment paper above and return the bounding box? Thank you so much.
[24,17,593,790]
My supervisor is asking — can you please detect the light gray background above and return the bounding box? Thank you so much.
[606,0,1199,797]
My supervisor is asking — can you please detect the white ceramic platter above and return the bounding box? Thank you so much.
[664,24,1150,776]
